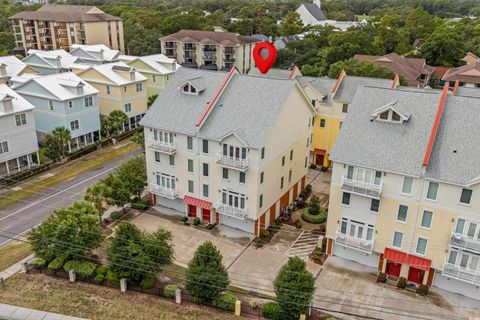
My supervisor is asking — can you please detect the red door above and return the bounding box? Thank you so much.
[202,209,210,223]
[407,267,425,284]
[188,205,197,217]
[385,261,401,278]
[316,154,324,166]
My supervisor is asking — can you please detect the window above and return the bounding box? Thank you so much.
[239,172,245,184]
[460,188,472,204]
[290,150,293,161]
[123,85,127,92]
[202,163,209,177]
[421,210,433,228]
[136,82,142,92]
[169,155,175,166]
[455,219,465,234]
[448,250,458,264]
[280,177,284,189]
[346,166,354,179]
[0,141,8,154]
[187,159,193,173]
[70,120,79,131]
[152,74,157,83]
[203,184,209,197]
[392,231,403,248]
[370,199,380,212]
[259,194,263,208]
[397,205,408,222]
[154,151,161,162]
[342,192,350,205]
[311,99,316,107]
[304,156,308,168]
[288,169,292,182]
[306,138,309,148]
[342,104,348,113]
[68,101,73,108]
[106,85,111,94]
[260,171,264,184]
[187,136,193,150]
[281,156,285,167]
[402,177,413,195]
[222,168,228,179]
[49,100,54,110]
[320,118,325,128]
[380,111,389,120]
[340,218,374,241]
[188,180,194,193]
[261,147,265,159]
[426,182,439,200]
[339,121,343,129]
[416,237,428,255]
[15,113,26,126]
[84,96,93,107]
[124,103,132,113]
[202,139,208,153]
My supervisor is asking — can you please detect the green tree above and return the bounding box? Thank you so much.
[115,155,147,198]
[186,241,229,303]
[273,257,315,320]
[28,201,102,262]
[405,8,435,44]
[308,196,321,215]
[328,59,398,81]
[374,14,411,54]
[419,26,466,66]
[43,133,62,160]
[108,110,129,137]
[131,131,145,149]
[101,174,132,213]
[44,127,71,159]
[147,94,158,107]
[84,183,107,219]
[279,12,303,36]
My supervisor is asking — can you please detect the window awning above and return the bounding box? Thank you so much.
[314,148,326,155]
[183,195,212,210]
[384,248,431,271]
[406,254,431,271]
[384,248,407,264]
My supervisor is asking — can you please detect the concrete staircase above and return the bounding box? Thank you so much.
[286,230,321,261]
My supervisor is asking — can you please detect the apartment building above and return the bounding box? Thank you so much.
[325,84,480,299]
[0,85,39,176]
[10,5,124,54]
[70,44,121,65]
[0,56,36,85]
[160,29,257,74]
[23,49,80,75]
[119,54,178,98]
[77,62,148,129]
[13,72,101,150]
[140,68,314,235]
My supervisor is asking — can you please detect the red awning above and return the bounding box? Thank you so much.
[384,248,407,264]
[314,148,326,155]
[183,195,212,210]
[406,254,431,271]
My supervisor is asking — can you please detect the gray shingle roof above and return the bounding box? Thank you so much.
[248,68,294,79]
[303,3,327,21]
[329,86,442,177]
[10,5,121,22]
[297,76,336,97]
[334,76,393,104]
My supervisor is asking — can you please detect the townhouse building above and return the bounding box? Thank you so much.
[76,62,148,130]
[10,5,124,54]
[13,72,101,150]
[442,62,480,89]
[325,84,480,300]
[160,29,257,74]
[0,85,39,176]
[119,54,178,98]
[140,68,315,235]
[23,49,80,75]
[0,56,36,86]
[70,44,121,65]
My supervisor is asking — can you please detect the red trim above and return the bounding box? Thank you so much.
[314,148,326,155]
[384,248,431,272]
[195,67,237,127]
[331,69,346,94]
[423,84,449,167]
[183,195,212,210]
[288,66,298,80]
[384,248,407,264]
[392,74,399,89]
[452,80,460,95]
[406,255,431,272]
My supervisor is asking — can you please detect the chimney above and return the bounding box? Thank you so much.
[0,64,6,77]
[129,69,135,81]
[77,83,84,95]
[55,56,62,67]
[0,95,14,113]
[98,49,104,61]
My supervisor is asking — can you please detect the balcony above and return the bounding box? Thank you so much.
[203,53,216,61]
[216,203,247,220]
[335,229,374,253]
[443,260,480,286]
[165,42,176,49]
[147,139,176,155]
[149,183,178,200]
[204,46,216,52]
[216,153,248,171]
[184,44,196,51]
[450,233,480,253]
[340,175,382,199]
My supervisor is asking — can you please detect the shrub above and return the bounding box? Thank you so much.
[418,284,429,296]
[96,265,108,276]
[305,184,312,193]
[93,274,105,285]
[48,256,65,271]
[31,258,46,270]
[302,209,327,224]
[164,284,177,299]
[308,196,321,215]
[309,163,317,169]
[193,217,201,225]
[140,277,156,290]
[106,270,120,287]
[180,216,188,222]
[249,300,257,309]
[213,292,237,311]
[377,272,387,283]
[110,211,123,220]
[63,260,82,272]
[321,237,327,251]
[397,277,407,289]
[262,229,270,238]
[262,302,282,320]
[320,166,328,172]
[298,191,306,199]
[76,261,97,278]
[131,200,150,210]
[206,223,215,230]
[274,217,282,225]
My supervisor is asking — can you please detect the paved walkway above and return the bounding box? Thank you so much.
[0,254,33,280]
[0,303,88,320]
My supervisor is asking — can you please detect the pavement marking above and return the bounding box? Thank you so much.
[0,224,12,231]
[0,223,39,247]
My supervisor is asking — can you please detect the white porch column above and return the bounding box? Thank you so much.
[27,154,31,169]
[36,151,40,165]
[76,137,79,149]
[90,132,94,144]
[16,157,21,172]
[68,141,72,153]
[5,161,9,175]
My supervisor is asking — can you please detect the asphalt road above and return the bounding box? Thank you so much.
[0,149,141,249]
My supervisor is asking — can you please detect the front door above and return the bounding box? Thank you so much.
[316,154,324,166]
[202,209,210,223]
[188,205,197,217]
[407,267,425,284]
[385,261,402,278]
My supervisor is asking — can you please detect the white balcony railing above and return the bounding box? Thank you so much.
[443,260,480,286]
[149,183,178,199]
[335,229,374,253]
[216,203,247,220]
[147,139,176,154]
[216,153,248,171]
[450,232,480,253]
[340,175,383,199]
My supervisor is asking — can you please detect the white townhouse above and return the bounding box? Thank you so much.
[140,68,315,235]
[70,44,121,65]
[23,49,80,75]
[0,56,37,86]
[0,85,39,176]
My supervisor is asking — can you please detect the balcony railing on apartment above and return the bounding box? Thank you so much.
[443,260,480,286]
[450,232,480,253]
[184,45,196,51]
[149,183,178,200]
[216,153,248,171]
[216,203,247,220]
[165,43,176,49]
[203,54,216,61]
[340,175,383,199]
[335,229,374,253]
[147,139,176,154]
[204,46,216,52]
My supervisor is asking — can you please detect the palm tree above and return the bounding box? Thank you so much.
[108,110,129,137]
[147,94,158,107]
[51,127,71,157]
[84,183,106,221]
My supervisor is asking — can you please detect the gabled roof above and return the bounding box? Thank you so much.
[181,77,206,92]
[10,5,121,22]
[70,44,120,63]
[119,54,178,75]
[334,75,394,103]
[0,85,35,115]
[371,100,411,121]
[442,61,480,84]
[248,67,302,80]
[0,56,30,78]
[297,76,336,101]
[301,3,327,21]
[160,29,256,46]
[25,50,80,69]
[78,62,147,85]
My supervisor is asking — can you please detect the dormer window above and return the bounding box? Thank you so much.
[181,83,197,94]
[179,77,205,95]
[372,101,410,124]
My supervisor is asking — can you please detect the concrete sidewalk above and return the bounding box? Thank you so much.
[0,303,88,320]
[0,254,34,280]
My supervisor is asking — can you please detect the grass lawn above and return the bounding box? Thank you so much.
[0,140,140,210]
[0,273,242,320]
[0,241,32,271]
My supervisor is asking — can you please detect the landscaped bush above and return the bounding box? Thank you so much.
[304,184,312,195]
[31,258,46,269]
[131,199,150,210]
[320,166,328,172]
[47,256,65,271]
[249,300,257,309]
[262,302,282,320]
[377,272,387,283]
[193,217,201,225]
[164,284,177,299]
[309,163,317,169]
[93,274,105,285]
[206,223,215,230]
[213,292,237,311]
[418,284,429,296]
[63,260,82,272]
[96,265,108,276]
[110,211,123,220]
[302,209,327,224]
[76,261,97,278]
[180,216,188,223]
[397,277,407,289]
[274,217,282,225]
[140,277,156,289]
[106,270,120,287]
[262,229,270,238]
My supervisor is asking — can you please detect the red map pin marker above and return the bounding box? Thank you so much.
[253,42,277,74]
